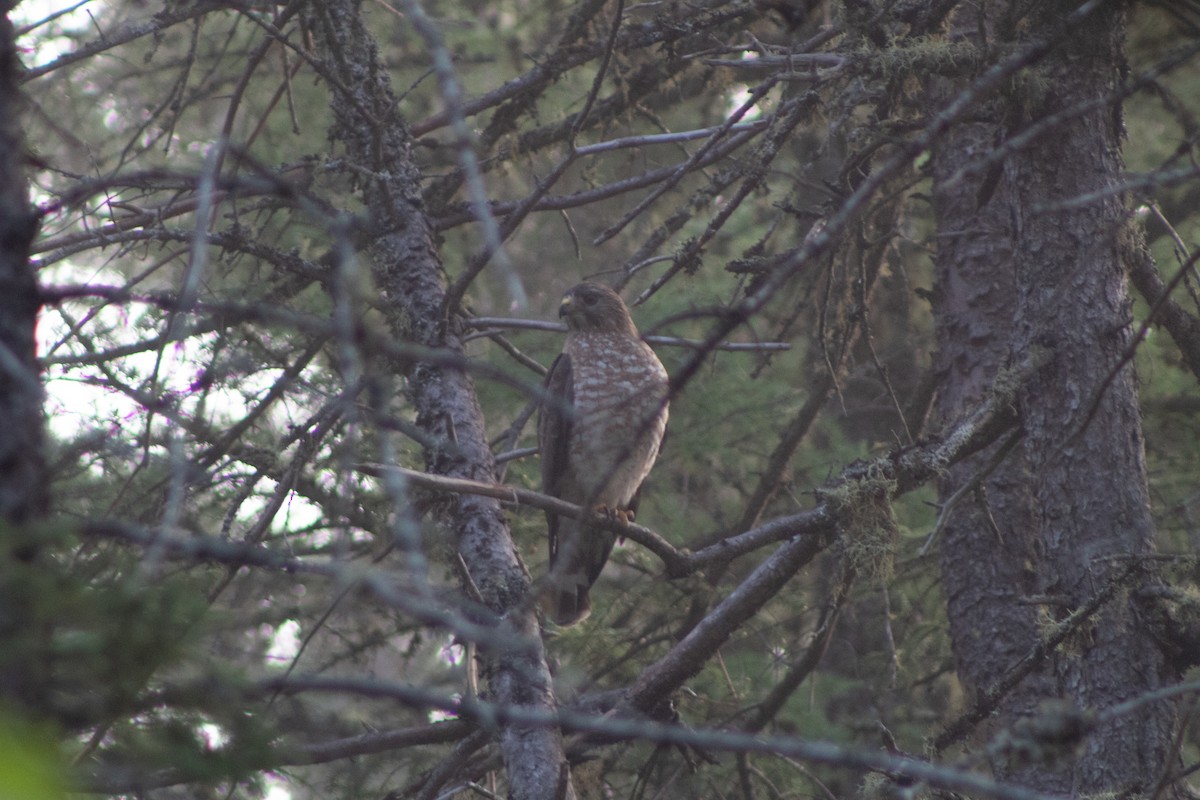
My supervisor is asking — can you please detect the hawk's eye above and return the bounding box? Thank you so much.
[582,293,598,306]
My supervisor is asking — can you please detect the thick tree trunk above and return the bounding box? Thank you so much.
[1007,4,1175,791]
[929,53,1064,796]
[0,9,48,714]
[0,14,44,524]
[308,5,574,798]
[933,2,1176,793]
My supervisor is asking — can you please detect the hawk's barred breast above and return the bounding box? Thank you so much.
[566,332,669,507]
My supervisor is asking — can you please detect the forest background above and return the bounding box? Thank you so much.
[2,0,1200,799]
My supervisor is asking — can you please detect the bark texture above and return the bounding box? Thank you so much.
[930,54,1062,794]
[0,11,43,523]
[1008,4,1175,790]
[0,8,48,715]
[307,4,573,798]
[933,2,1177,793]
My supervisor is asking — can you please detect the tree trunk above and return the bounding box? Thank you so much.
[929,41,1063,797]
[0,8,48,715]
[933,2,1176,793]
[0,13,44,524]
[307,4,574,798]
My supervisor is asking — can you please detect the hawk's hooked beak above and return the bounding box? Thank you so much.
[558,293,574,318]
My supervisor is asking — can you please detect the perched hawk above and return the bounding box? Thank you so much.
[538,282,669,626]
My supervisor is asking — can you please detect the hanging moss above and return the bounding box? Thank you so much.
[822,465,900,583]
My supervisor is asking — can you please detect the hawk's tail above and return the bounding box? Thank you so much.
[542,577,592,626]
[540,522,616,626]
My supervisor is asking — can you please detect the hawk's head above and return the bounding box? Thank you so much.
[558,282,638,336]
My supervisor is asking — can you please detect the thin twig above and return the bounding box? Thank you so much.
[920,429,1022,556]
[464,317,790,351]
[1062,246,1200,448]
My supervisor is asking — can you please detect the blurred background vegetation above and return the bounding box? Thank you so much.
[6,0,1200,797]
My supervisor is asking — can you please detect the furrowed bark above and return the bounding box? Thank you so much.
[932,2,1177,792]
[928,7,1060,787]
[1007,4,1175,790]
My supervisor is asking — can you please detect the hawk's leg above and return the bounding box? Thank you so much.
[591,504,635,525]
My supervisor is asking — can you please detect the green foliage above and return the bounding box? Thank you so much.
[0,711,65,800]
[0,523,209,728]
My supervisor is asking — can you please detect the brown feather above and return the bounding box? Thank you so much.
[539,352,572,564]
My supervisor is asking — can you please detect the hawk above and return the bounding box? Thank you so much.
[538,282,669,626]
